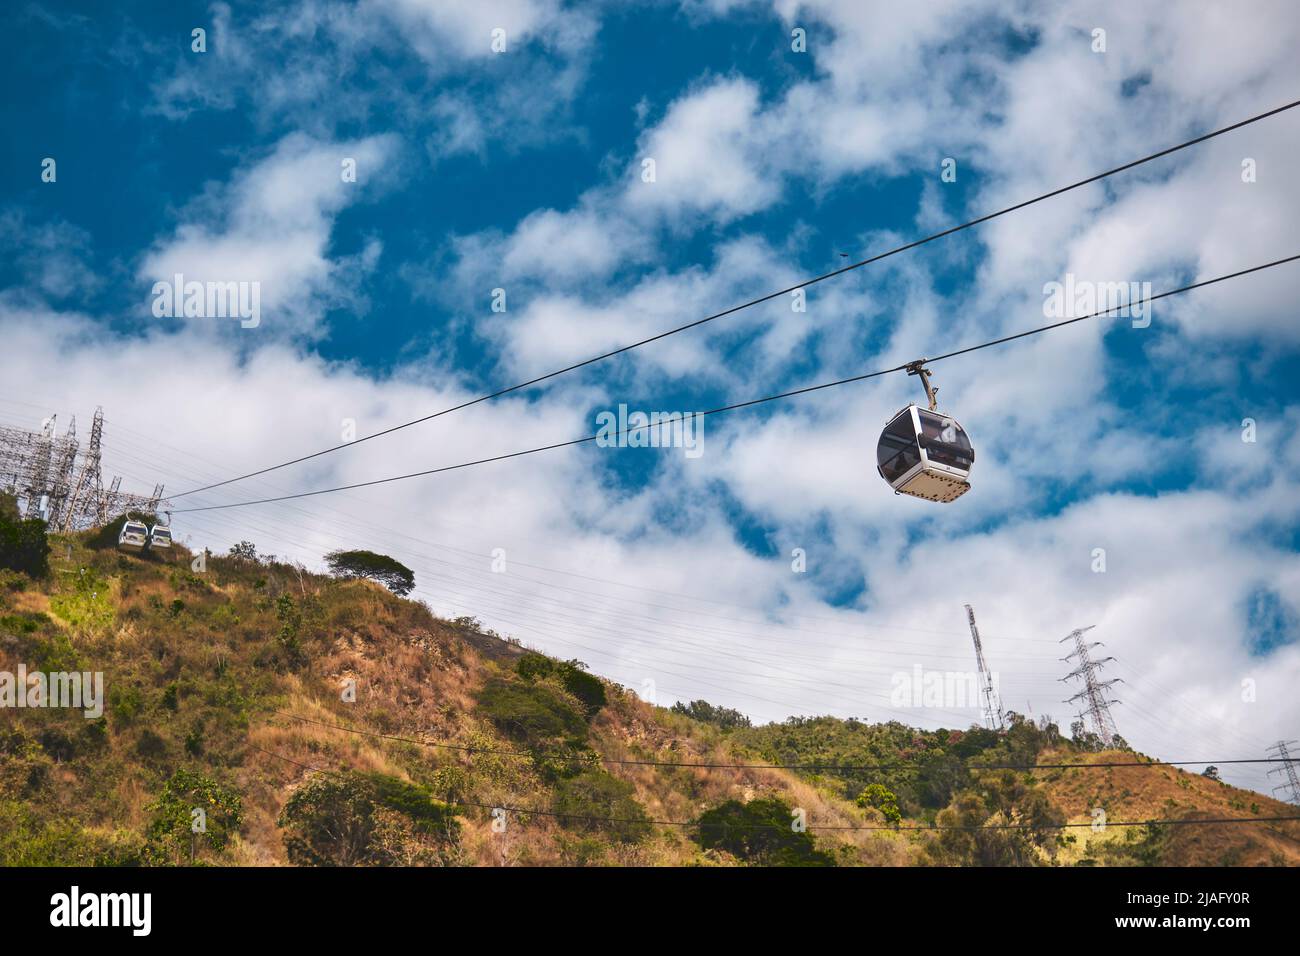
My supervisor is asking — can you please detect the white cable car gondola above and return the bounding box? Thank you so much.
[117,516,149,551]
[876,361,974,503]
[148,522,172,550]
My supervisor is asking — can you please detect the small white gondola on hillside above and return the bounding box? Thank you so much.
[876,361,974,503]
[148,523,172,549]
[117,517,149,551]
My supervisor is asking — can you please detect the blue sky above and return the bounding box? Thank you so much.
[2,0,1299,797]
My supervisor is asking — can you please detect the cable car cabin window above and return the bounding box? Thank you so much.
[877,411,921,484]
[916,410,973,471]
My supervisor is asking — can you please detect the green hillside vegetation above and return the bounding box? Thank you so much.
[0,518,1296,867]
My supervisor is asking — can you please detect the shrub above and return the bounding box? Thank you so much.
[0,611,49,635]
[476,676,589,747]
[48,568,113,631]
[0,800,148,866]
[184,721,204,757]
[693,797,835,866]
[278,771,458,866]
[37,727,78,762]
[135,729,167,760]
[856,783,902,825]
[552,771,651,843]
[109,684,144,723]
[31,630,81,674]
[0,504,50,578]
[275,594,306,667]
[324,549,415,597]
[0,568,29,593]
[515,654,607,717]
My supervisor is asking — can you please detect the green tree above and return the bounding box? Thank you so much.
[0,495,50,579]
[324,549,415,596]
[553,771,652,843]
[671,699,752,731]
[693,797,834,866]
[278,771,458,866]
[856,783,902,825]
[145,769,243,864]
[228,540,258,561]
[928,772,1067,866]
[275,594,305,666]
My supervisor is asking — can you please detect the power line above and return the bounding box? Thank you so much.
[91,413,1060,645]
[170,253,1300,514]
[49,402,1284,772]
[48,412,1290,768]
[250,745,1300,832]
[271,710,1294,773]
[168,97,1300,502]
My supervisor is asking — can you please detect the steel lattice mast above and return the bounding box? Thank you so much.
[0,406,167,528]
[61,407,103,531]
[1059,625,1123,747]
[21,415,57,519]
[1267,740,1300,805]
[964,604,1005,731]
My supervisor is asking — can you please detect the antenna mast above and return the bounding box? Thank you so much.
[965,604,1005,731]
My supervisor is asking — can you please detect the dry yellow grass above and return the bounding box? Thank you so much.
[1038,748,1300,866]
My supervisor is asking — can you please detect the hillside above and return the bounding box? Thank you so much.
[1,525,1297,867]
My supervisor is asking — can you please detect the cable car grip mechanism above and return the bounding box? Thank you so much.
[904,359,939,411]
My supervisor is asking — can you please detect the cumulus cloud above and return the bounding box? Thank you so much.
[149,0,597,149]
[137,132,397,338]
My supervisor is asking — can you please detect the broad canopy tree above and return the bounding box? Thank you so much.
[324,549,415,597]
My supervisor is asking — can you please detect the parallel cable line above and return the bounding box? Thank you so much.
[170,98,1300,501]
[171,254,1300,514]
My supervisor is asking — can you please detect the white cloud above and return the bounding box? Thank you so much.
[377,0,580,59]
[0,213,102,301]
[137,132,397,338]
[624,77,780,223]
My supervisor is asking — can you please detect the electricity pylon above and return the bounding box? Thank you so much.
[1059,625,1122,747]
[1268,740,1300,805]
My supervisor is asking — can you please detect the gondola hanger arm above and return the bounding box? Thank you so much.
[904,359,939,411]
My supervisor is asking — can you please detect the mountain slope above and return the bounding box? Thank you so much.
[0,528,1295,867]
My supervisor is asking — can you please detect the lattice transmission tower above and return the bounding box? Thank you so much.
[1059,625,1123,747]
[0,406,166,528]
[61,407,103,531]
[1267,740,1300,805]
